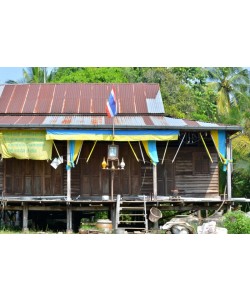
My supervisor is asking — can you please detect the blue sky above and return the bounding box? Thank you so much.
[0,67,54,84]
[0,67,24,83]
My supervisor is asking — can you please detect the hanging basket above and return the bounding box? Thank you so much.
[149,207,162,223]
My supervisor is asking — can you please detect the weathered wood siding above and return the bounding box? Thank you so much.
[162,147,219,198]
[3,143,64,196]
[1,141,220,198]
[69,142,141,197]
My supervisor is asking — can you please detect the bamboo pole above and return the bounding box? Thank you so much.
[172,133,186,163]
[161,141,169,164]
[128,141,139,162]
[86,141,97,163]
[138,141,145,164]
[199,133,213,163]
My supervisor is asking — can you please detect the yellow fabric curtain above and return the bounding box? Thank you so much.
[0,130,52,160]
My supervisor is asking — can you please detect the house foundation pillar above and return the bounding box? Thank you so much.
[22,203,29,232]
[153,164,157,201]
[66,206,73,233]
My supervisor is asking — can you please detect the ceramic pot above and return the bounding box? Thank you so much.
[96,219,112,233]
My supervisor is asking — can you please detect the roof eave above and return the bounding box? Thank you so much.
[0,124,243,132]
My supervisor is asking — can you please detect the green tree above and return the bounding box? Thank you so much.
[170,67,217,122]
[22,67,51,83]
[51,67,131,83]
[207,67,250,116]
[140,67,197,118]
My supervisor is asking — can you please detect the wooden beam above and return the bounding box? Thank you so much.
[3,205,111,212]
[158,204,224,211]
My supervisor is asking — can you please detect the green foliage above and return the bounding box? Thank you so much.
[51,67,130,83]
[232,171,250,198]
[94,211,109,221]
[222,210,250,234]
[159,210,178,225]
[207,67,250,116]
[23,67,47,83]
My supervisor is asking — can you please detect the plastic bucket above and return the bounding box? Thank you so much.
[149,207,162,223]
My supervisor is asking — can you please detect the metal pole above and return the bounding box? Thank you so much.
[227,137,232,201]
[43,67,46,83]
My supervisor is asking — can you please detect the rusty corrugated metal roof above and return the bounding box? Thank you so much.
[0,83,242,132]
[0,83,163,115]
[0,114,242,131]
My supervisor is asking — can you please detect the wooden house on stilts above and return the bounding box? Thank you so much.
[0,83,242,232]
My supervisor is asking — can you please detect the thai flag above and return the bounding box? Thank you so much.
[106,88,117,118]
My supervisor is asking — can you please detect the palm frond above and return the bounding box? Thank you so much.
[217,88,230,115]
[232,135,250,156]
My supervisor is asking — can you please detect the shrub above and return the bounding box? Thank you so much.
[222,210,250,234]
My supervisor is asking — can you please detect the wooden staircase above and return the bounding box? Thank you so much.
[115,195,148,233]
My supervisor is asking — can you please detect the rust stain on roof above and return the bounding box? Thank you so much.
[0,83,161,115]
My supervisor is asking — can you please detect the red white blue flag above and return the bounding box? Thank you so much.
[106,88,117,118]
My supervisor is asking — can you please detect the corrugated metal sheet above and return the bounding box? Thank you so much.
[0,114,242,131]
[0,85,5,97]
[197,121,220,128]
[146,90,165,113]
[165,117,187,127]
[115,116,145,126]
[0,83,242,132]
[0,83,161,115]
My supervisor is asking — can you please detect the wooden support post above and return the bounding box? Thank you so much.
[227,137,232,201]
[15,211,20,227]
[67,141,71,201]
[22,203,29,232]
[115,194,121,230]
[110,202,116,231]
[153,164,157,201]
[197,210,202,225]
[66,205,73,233]
[111,170,114,201]
[153,220,159,230]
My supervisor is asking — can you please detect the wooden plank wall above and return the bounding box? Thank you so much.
[1,141,220,199]
[174,148,219,197]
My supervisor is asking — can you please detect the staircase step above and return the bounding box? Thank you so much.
[119,220,146,223]
[117,227,146,230]
[120,207,145,210]
[119,213,146,217]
